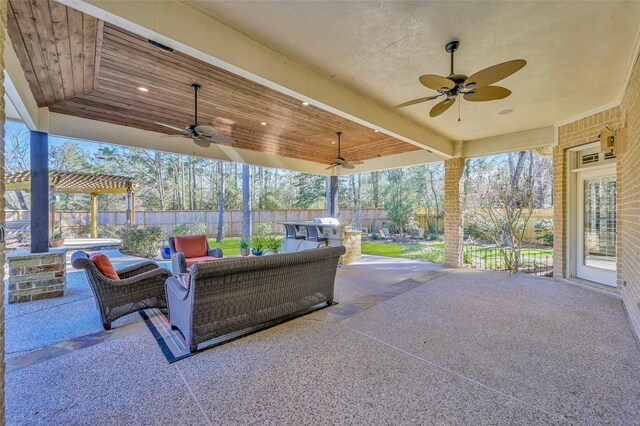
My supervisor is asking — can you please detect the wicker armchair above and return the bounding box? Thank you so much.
[72,251,171,330]
[167,245,346,352]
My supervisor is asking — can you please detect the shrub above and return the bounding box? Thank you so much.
[173,223,191,236]
[193,222,208,236]
[402,245,444,264]
[240,239,250,250]
[425,231,440,241]
[371,233,380,240]
[256,222,273,236]
[98,224,120,239]
[119,226,167,258]
[534,219,554,245]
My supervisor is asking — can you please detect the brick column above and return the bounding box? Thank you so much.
[444,158,465,268]
[1,0,8,420]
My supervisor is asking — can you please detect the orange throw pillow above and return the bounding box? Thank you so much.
[174,235,208,258]
[89,253,120,280]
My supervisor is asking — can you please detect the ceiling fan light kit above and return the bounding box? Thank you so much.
[396,40,526,118]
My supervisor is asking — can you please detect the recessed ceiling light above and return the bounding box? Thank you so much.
[301,101,310,106]
[498,108,513,115]
[331,141,336,144]
[374,129,379,133]
[137,87,149,93]
[260,122,268,126]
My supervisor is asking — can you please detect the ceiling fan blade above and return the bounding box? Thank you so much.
[463,86,512,102]
[193,137,211,148]
[155,122,187,133]
[463,59,526,89]
[418,74,455,91]
[341,164,355,170]
[326,164,338,170]
[394,94,442,108]
[429,98,456,117]
[206,134,236,145]
[159,134,189,138]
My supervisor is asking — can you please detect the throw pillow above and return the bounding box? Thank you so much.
[89,253,120,280]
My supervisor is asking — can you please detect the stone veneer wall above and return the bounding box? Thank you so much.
[444,158,465,268]
[341,230,362,264]
[555,50,640,339]
[7,251,67,303]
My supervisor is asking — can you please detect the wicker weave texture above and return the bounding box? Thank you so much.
[168,246,345,351]
[72,251,170,329]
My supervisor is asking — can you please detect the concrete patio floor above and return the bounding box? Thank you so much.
[4,252,640,425]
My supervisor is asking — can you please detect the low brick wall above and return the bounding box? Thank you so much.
[7,250,67,303]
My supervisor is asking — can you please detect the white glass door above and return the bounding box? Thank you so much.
[576,167,617,286]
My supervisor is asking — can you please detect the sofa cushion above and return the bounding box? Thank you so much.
[186,256,223,268]
[175,235,208,258]
[89,252,119,280]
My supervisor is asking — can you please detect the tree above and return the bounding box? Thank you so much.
[216,161,225,242]
[242,164,251,242]
[468,151,536,273]
[349,174,362,230]
[383,168,416,234]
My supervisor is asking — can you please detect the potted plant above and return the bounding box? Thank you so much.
[240,239,250,256]
[160,245,172,260]
[264,235,283,254]
[50,231,65,248]
[251,236,266,256]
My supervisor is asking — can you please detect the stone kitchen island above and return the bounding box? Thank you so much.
[277,221,362,264]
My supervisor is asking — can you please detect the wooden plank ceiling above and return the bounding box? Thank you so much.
[7,0,420,165]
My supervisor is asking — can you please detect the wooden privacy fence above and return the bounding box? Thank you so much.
[6,209,390,237]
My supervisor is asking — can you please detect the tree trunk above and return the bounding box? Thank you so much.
[15,189,28,210]
[371,171,380,208]
[216,162,225,243]
[242,164,251,241]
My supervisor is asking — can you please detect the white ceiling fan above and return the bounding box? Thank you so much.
[156,83,236,147]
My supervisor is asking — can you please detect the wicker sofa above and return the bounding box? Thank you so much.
[72,251,171,330]
[166,245,346,352]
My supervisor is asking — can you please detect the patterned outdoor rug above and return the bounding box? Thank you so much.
[139,309,192,363]
[140,303,335,363]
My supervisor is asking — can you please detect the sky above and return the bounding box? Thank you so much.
[6,120,103,155]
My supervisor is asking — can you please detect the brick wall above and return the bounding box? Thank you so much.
[444,158,465,267]
[554,50,640,340]
[553,108,623,278]
[620,51,640,337]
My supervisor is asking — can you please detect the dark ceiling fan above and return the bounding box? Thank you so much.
[326,132,363,170]
[396,40,526,117]
[156,83,236,147]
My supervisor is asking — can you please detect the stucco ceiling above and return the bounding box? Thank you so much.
[185,0,640,141]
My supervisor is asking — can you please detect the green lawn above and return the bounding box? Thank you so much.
[208,237,242,256]
[362,242,552,264]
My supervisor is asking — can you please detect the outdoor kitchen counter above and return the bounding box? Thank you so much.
[277,221,361,264]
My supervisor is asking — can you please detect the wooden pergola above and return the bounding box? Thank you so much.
[5,170,138,238]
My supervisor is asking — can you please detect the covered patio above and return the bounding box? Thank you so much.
[1,0,640,424]
[5,252,639,424]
